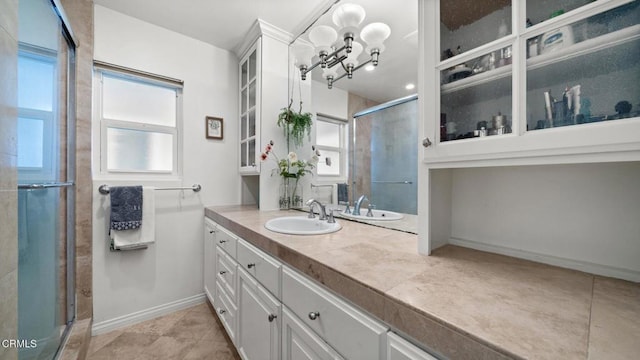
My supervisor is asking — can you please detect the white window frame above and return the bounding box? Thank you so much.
[315,113,348,181]
[17,46,59,183]
[93,62,183,179]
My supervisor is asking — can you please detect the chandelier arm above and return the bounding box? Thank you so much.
[350,57,374,73]
[326,54,347,69]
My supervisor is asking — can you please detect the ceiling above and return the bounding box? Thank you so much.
[94,0,418,103]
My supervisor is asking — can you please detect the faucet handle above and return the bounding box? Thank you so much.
[366,203,376,217]
[339,201,351,214]
[327,208,337,223]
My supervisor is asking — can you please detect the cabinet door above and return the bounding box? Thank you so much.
[239,40,261,174]
[203,220,216,303]
[387,332,437,360]
[282,307,344,360]
[237,267,280,360]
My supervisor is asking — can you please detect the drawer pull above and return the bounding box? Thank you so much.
[218,309,226,315]
[247,263,256,269]
[308,312,320,320]
[209,230,215,234]
[219,270,227,275]
[268,314,277,322]
[219,239,227,244]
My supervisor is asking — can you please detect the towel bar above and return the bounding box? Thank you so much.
[98,184,201,195]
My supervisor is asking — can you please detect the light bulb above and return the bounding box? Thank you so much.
[309,25,338,55]
[361,22,391,54]
[332,3,366,38]
[292,44,314,68]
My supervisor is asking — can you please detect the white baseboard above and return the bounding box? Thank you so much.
[91,293,206,336]
[449,237,640,283]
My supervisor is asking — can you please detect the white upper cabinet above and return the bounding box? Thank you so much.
[239,41,261,174]
[421,0,640,167]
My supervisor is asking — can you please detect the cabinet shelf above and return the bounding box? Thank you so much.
[440,24,640,97]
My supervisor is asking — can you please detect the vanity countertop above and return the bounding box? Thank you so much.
[205,205,639,360]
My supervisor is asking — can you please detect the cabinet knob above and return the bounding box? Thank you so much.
[247,263,256,269]
[219,270,227,275]
[218,309,226,315]
[209,230,215,234]
[422,137,432,148]
[219,239,227,244]
[268,314,277,322]
[308,312,320,320]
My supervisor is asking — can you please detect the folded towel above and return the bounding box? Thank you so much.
[110,186,143,230]
[110,187,156,250]
[337,183,349,203]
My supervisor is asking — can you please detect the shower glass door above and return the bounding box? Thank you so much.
[352,97,418,215]
[17,0,76,358]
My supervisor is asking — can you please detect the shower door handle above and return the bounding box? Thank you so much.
[18,182,75,190]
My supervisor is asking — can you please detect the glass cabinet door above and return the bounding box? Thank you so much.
[525,2,640,132]
[239,44,259,173]
[438,0,514,143]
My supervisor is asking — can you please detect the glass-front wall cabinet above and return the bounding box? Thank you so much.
[239,43,260,173]
[437,0,639,145]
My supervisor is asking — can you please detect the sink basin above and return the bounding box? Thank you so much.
[341,209,404,221]
[264,216,342,235]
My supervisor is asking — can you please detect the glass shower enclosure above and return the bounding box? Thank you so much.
[351,95,418,215]
[16,0,76,358]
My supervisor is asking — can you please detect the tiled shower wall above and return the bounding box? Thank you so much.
[0,1,19,360]
[60,0,94,322]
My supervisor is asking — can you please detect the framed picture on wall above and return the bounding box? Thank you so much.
[206,116,223,139]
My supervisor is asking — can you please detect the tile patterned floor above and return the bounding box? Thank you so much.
[87,302,240,360]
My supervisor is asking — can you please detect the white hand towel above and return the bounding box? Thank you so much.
[110,186,156,250]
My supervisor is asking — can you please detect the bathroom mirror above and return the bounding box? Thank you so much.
[290,0,419,233]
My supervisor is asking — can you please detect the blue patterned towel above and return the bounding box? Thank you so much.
[110,186,143,230]
[337,183,349,203]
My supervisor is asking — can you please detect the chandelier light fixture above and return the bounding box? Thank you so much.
[292,3,391,89]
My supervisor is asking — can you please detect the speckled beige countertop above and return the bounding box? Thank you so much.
[205,205,640,360]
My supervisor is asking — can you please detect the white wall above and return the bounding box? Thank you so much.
[92,5,239,331]
[311,80,348,120]
[449,162,640,281]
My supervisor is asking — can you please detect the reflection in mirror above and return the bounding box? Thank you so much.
[290,0,418,233]
[352,95,418,215]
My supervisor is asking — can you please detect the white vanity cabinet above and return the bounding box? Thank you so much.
[421,0,640,167]
[282,267,388,360]
[206,217,444,360]
[203,218,217,303]
[387,332,438,360]
[204,219,239,345]
[237,266,281,360]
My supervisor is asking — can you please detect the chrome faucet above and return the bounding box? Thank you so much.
[352,195,369,216]
[306,198,327,220]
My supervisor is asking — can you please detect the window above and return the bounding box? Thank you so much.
[315,114,347,179]
[95,64,183,175]
[17,47,58,182]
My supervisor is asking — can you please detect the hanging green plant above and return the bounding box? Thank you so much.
[277,99,312,148]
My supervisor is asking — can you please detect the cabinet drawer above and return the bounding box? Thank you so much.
[282,307,344,360]
[282,267,388,360]
[237,239,281,299]
[215,282,237,345]
[216,246,237,301]
[216,225,237,259]
[387,332,437,360]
